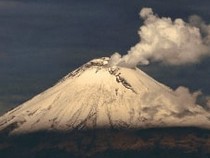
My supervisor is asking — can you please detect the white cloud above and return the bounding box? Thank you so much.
[174,86,202,108]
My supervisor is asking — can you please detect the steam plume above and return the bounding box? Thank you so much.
[109,8,210,68]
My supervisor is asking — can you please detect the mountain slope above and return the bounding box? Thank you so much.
[0,57,210,135]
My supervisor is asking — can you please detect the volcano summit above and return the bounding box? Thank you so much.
[0,57,210,134]
[0,57,210,158]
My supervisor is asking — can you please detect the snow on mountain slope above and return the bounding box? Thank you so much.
[0,57,210,135]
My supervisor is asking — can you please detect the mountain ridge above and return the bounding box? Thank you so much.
[0,57,210,135]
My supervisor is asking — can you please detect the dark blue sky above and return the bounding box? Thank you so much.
[0,0,210,114]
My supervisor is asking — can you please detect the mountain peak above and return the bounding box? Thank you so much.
[0,57,210,135]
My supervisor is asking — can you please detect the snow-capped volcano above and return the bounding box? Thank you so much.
[0,57,210,135]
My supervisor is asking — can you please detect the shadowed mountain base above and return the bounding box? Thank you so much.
[0,127,210,158]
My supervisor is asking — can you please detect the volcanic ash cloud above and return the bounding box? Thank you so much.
[109,8,210,68]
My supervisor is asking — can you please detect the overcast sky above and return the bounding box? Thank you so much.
[0,0,210,115]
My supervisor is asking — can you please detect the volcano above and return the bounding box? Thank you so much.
[0,57,210,158]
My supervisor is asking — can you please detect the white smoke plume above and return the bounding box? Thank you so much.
[109,8,210,68]
[189,15,210,45]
